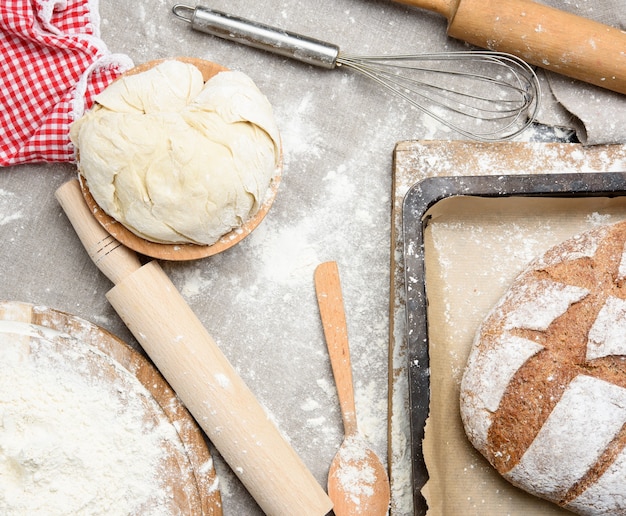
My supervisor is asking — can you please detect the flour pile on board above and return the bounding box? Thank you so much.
[0,328,181,515]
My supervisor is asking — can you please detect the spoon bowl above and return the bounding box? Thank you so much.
[314,261,391,515]
[327,437,391,515]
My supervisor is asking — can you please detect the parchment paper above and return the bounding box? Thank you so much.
[422,195,626,515]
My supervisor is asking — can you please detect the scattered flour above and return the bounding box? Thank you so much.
[301,398,321,411]
[0,189,23,226]
[587,212,614,226]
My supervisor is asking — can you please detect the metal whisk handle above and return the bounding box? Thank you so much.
[172,5,339,69]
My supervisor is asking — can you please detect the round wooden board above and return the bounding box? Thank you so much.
[0,301,222,515]
[77,56,282,261]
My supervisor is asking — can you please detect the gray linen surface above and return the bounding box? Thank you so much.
[537,0,626,144]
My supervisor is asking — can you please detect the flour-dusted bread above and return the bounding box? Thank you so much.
[460,220,626,515]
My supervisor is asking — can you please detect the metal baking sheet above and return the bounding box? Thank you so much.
[402,171,626,515]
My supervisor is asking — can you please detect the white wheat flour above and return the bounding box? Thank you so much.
[0,323,182,515]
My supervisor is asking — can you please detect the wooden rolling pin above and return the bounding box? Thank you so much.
[56,179,332,516]
[394,0,626,95]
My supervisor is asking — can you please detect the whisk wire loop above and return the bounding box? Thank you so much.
[337,51,540,141]
[351,61,525,114]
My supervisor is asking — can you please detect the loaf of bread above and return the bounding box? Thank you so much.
[460,220,626,515]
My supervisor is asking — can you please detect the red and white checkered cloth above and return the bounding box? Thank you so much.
[0,0,133,166]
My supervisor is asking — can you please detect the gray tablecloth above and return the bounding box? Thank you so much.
[537,0,626,144]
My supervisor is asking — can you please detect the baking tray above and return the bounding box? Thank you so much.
[402,171,626,515]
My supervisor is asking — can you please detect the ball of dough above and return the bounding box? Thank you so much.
[70,60,280,245]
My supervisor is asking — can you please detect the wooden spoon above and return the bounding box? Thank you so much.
[314,261,391,515]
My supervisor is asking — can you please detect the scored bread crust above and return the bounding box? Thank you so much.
[460,221,626,515]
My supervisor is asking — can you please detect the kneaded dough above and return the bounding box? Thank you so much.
[70,60,280,245]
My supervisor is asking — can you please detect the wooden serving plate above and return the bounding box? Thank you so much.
[78,57,282,261]
[0,301,222,515]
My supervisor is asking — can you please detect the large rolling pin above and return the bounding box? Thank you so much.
[56,179,333,516]
[394,0,626,95]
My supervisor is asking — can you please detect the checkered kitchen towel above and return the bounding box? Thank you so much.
[0,0,133,166]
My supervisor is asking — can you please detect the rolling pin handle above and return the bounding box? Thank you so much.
[394,0,626,95]
[55,180,142,285]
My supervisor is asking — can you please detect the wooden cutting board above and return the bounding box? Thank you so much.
[389,141,626,515]
[0,301,222,515]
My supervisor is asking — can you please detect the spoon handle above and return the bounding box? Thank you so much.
[315,261,358,437]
